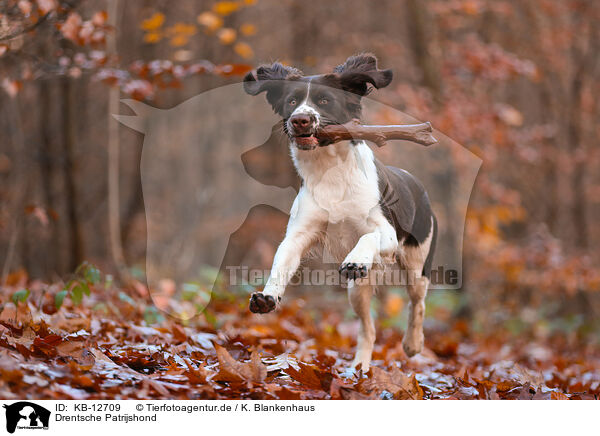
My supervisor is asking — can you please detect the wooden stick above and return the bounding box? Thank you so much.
[316,119,437,147]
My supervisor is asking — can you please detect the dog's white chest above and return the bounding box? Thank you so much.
[291,141,381,258]
[294,142,379,222]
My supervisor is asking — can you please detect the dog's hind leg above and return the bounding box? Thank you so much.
[401,219,435,357]
[402,274,429,357]
[348,281,376,371]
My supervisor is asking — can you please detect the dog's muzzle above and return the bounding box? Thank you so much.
[288,113,319,150]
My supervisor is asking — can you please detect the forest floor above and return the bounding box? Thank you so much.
[1,267,599,400]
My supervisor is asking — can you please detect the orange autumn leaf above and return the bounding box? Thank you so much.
[239,23,256,36]
[212,1,241,16]
[140,12,165,31]
[143,32,162,44]
[169,23,197,36]
[234,41,254,59]
[169,35,189,47]
[91,10,108,26]
[217,27,236,45]
[384,294,404,317]
[197,11,223,32]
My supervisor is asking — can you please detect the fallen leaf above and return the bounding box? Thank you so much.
[360,366,424,400]
[215,345,266,383]
[285,362,324,391]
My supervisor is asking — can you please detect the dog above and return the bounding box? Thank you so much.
[243,54,437,371]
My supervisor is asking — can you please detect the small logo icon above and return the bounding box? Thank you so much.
[2,402,50,433]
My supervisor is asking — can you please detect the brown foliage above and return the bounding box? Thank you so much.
[0,275,598,400]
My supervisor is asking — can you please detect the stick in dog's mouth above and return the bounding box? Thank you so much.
[293,134,320,150]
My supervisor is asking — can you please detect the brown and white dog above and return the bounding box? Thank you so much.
[243,54,437,371]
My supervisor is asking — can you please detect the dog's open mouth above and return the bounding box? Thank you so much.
[293,134,319,150]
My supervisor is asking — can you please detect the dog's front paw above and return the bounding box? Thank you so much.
[249,293,277,314]
[339,262,368,280]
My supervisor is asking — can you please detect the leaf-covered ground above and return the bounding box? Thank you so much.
[1,269,599,400]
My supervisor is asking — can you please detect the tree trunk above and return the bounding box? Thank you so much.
[539,83,559,234]
[107,0,129,280]
[38,81,56,275]
[568,67,587,249]
[406,0,441,99]
[61,78,83,271]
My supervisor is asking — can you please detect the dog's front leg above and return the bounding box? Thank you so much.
[249,190,326,313]
[339,211,397,280]
[339,232,381,280]
[248,230,315,313]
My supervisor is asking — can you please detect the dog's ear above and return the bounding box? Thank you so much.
[243,62,298,94]
[334,53,393,96]
[243,62,302,112]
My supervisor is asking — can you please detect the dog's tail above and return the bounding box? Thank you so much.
[422,214,437,279]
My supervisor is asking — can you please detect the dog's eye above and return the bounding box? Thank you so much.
[318,98,329,105]
[289,99,297,106]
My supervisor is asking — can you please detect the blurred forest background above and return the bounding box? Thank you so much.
[1,0,599,345]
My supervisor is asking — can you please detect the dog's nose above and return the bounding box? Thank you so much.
[290,114,312,130]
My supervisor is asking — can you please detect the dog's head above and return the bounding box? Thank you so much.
[243,54,393,150]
